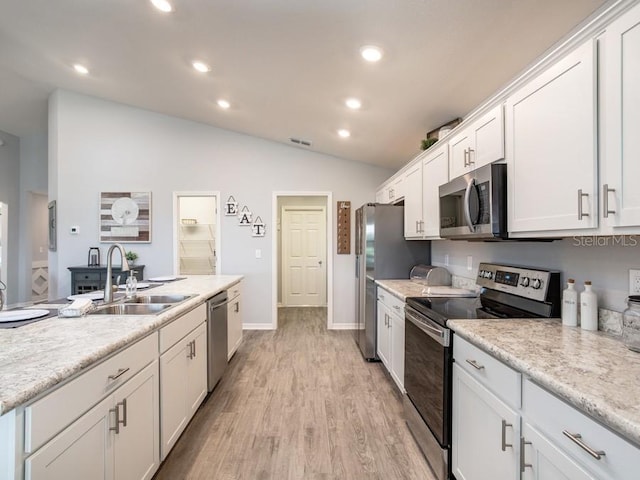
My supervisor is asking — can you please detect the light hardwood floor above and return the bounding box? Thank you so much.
[153,307,435,480]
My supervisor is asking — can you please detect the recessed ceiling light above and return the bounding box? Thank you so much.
[192,61,211,73]
[73,64,89,75]
[338,129,351,138]
[345,98,362,110]
[360,45,383,63]
[150,0,173,13]
[217,99,230,109]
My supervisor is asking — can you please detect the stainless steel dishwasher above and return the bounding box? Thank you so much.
[207,291,228,391]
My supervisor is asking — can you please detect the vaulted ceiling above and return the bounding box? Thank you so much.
[0,0,607,168]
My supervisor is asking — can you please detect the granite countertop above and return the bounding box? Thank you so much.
[0,275,243,415]
[375,279,429,300]
[448,318,640,447]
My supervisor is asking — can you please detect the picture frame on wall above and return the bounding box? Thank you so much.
[99,192,151,243]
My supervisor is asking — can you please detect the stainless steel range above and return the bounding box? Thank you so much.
[403,262,561,480]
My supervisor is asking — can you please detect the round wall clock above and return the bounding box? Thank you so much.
[111,197,139,225]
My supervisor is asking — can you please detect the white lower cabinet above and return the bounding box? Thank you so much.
[452,363,520,480]
[160,321,207,459]
[25,361,160,480]
[227,282,243,360]
[376,287,405,392]
[453,334,640,480]
[521,422,595,480]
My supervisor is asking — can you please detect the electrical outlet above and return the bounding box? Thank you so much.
[630,269,640,295]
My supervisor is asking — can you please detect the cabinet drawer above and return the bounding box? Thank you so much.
[523,379,640,480]
[76,272,101,282]
[159,304,206,353]
[24,332,157,453]
[377,288,405,317]
[228,282,242,301]
[453,335,521,409]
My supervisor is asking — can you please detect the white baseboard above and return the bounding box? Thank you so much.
[329,323,357,330]
[243,323,274,330]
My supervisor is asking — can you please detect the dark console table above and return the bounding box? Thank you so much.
[68,265,145,295]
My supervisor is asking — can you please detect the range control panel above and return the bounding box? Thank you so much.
[476,262,560,302]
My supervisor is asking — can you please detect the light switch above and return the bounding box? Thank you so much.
[255,249,262,259]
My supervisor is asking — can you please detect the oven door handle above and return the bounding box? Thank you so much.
[406,308,449,347]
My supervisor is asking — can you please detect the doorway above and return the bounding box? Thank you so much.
[0,202,7,304]
[30,193,49,302]
[273,192,333,329]
[173,192,220,275]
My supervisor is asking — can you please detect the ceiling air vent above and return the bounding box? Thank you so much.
[289,137,312,147]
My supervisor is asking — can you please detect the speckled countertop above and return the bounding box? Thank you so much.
[0,275,242,416]
[448,318,640,447]
[375,279,430,300]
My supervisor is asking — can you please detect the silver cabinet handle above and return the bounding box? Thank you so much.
[520,437,532,472]
[384,313,388,327]
[603,184,616,218]
[562,430,606,460]
[393,305,401,312]
[578,189,589,220]
[468,147,475,166]
[187,340,194,359]
[234,301,239,313]
[463,148,469,167]
[465,359,485,370]
[501,420,513,451]
[120,398,127,427]
[193,339,196,358]
[108,367,130,381]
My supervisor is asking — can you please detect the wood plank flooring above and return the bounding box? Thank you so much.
[153,307,435,480]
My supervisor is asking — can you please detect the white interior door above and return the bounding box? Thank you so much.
[282,207,327,306]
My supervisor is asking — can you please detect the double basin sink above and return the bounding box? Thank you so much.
[92,294,194,315]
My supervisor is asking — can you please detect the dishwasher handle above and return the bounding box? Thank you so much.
[208,298,231,310]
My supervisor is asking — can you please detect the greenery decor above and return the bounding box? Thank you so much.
[421,137,438,151]
[125,251,138,263]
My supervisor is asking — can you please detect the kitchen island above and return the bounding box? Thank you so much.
[0,275,242,416]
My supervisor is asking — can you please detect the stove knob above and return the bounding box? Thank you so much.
[520,277,530,287]
[486,271,493,279]
[478,270,485,278]
[532,278,542,290]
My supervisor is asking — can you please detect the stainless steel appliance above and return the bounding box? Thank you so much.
[403,262,560,480]
[354,203,430,360]
[439,163,507,239]
[207,291,229,391]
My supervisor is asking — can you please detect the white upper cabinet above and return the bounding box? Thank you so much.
[422,144,449,239]
[449,104,504,180]
[376,175,403,204]
[602,2,640,229]
[403,161,423,238]
[506,39,598,235]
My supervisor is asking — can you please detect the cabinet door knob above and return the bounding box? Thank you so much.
[108,367,130,381]
[465,359,485,370]
[562,430,605,460]
[501,420,513,451]
[603,184,616,218]
[520,437,532,472]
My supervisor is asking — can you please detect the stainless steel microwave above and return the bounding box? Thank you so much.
[439,163,507,239]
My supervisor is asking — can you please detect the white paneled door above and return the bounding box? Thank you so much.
[282,207,327,306]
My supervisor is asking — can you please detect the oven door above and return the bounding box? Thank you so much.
[404,305,451,447]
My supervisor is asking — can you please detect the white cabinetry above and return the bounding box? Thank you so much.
[452,335,521,480]
[25,340,160,480]
[506,39,597,235]
[227,282,243,360]
[422,144,449,238]
[376,176,404,204]
[522,378,640,480]
[449,104,504,180]
[403,161,423,238]
[159,306,208,460]
[376,286,405,392]
[602,3,640,230]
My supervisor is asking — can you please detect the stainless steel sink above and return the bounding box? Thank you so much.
[92,303,173,315]
[124,294,193,304]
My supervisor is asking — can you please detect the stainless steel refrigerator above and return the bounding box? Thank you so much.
[354,203,431,360]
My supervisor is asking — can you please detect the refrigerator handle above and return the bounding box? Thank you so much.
[355,255,359,277]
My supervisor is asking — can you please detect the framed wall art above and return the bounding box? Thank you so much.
[100,191,151,243]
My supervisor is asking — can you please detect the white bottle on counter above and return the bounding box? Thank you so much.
[580,281,598,331]
[561,278,578,326]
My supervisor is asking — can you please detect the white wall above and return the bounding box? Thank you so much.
[0,130,21,305]
[431,238,640,312]
[49,90,391,326]
[19,132,48,303]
